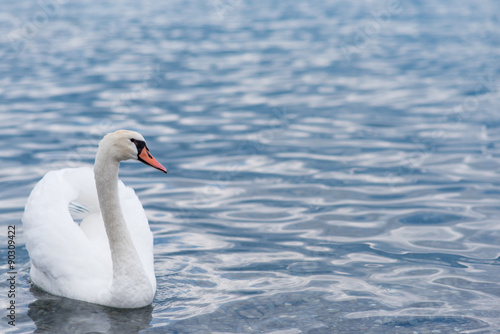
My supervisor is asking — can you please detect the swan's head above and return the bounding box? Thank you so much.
[99,130,167,173]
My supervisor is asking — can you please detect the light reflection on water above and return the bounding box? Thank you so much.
[1,0,500,333]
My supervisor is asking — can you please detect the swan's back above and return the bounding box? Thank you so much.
[22,167,155,303]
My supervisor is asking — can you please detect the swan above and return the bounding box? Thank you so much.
[22,130,167,308]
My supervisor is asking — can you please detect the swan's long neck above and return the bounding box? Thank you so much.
[94,150,152,301]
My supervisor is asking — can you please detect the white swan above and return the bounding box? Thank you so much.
[22,130,167,308]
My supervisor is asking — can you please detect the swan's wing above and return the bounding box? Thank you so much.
[118,181,156,290]
[22,167,112,298]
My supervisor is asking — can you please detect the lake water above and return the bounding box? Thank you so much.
[1,0,500,333]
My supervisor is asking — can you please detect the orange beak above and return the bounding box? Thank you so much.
[138,147,167,173]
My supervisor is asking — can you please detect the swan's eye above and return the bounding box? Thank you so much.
[130,138,146,154]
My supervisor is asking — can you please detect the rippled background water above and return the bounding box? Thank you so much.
[1,0,500,333]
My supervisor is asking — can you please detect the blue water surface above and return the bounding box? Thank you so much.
[1,0,500,333]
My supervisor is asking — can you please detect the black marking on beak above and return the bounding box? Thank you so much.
[130,138,147,157]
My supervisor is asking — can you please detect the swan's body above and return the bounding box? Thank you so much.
[22,130,167,308]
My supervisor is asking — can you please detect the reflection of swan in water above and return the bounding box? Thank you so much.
[27,286,153,334]
[23,130,167,308]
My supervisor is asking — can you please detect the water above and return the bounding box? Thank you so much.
[1,0,500,332]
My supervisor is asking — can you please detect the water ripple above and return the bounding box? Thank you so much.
[2,0,500,333]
